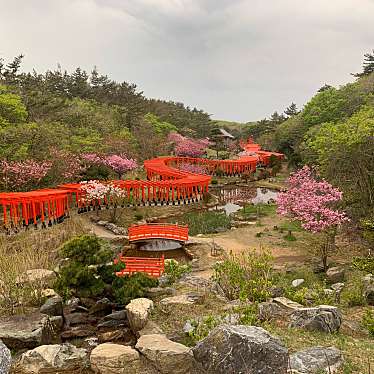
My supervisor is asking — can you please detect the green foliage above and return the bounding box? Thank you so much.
[112,273,158,305]
[211,179,218,185]
[176,211,231,235]
[55,235,113,299]
[187,315,221,344]
[134,213,143,221]
[360,218,374,248]
[164,259,191,284]
[213,250,273,301]
[0,85,27,125]
[144,113,177,135]
[59,235,112,265]
[361,308,374,337]
[340,272,366,307]
[237,303,260,325]
[352,256,374,274]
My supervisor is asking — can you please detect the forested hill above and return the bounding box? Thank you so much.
[0,55,212,162]
[243,51,374,221]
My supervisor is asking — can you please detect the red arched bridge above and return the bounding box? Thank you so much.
[0,140,283,231]
[128,223,189,243]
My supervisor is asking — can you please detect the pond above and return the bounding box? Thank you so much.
[211,186,278,215]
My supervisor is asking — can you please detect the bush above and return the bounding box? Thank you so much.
[55,235,113,299]
[134,213,143,221]
[113,273,158,305]
[213,249,273,302]
[340,273,366,307]
[164,259,191,284]
[237,303,260,325]
[352,256,374,274]
[211,179,218,185]
[362,308,374,337]
[187,315,221,344]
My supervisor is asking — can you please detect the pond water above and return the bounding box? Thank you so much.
[137,239,182,251]
[124,246,191,263]
[212,186,278,215]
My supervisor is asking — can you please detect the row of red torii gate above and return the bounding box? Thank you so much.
[0,140,283,231]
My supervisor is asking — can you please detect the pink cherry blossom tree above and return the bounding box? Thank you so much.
[103,155,138,179]
[0,159,52,191]
[168,132,211,158]
[277,166,349,270]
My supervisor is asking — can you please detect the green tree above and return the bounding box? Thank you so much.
[0,85,27,125]
[353,49,374,78]
[284,102,299,117]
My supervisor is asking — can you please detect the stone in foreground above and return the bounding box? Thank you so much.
[90,343,156,374]
[0,340,12,374]
[193,324,288,374]
[0,312,60,350]
[290,346,344,373]
[289,305,342,333]
[14,343,89,374]
[125,298,153,333]
[136,334,200,374]
[160,293,203,306]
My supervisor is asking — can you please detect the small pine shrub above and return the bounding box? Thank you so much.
[55,235,113,299]
[113,273,158,305]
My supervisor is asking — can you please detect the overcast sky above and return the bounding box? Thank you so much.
[1,0,373,122]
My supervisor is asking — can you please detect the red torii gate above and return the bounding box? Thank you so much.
[0,146,283,231]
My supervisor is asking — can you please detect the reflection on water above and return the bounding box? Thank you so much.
[138,239,182,251]
[212,186,278,215]
[125,246,190,262]
[252,188,278,205]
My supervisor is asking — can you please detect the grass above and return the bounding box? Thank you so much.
[0,216,88,315]
[239,203,277,219]
[173,211,231,235]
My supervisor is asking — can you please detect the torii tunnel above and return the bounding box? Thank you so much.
[0,142,283,231]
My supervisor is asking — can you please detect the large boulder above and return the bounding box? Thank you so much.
[0,340,11,374]
[40,296,63,317]
[90,343,156,374]
[14,343,89,374]
[363,274,374,305]
[326,267,345,284]
[290,346,344,373]
[192,324,288,374]
[136,334,199,374]
[289,306,342,333]
[0,312,61,350]
[258,302,284,321]
[125,298,153,333]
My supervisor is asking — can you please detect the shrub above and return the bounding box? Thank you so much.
[164,259,191,284]
[237,303,260,325]
[134,213,143,221]
[213,250,273,301]
[187,315,222,344]
[352,256,374,274]
[340,273,366,307]
[362,308,374,337]
[55,235,113,299]
[113,273,158,305]
[211,179,218,185]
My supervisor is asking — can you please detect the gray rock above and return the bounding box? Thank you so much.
[326,267,345,283]
[183,320,195,334]
[193,324,288,374]
[160,292,204,306]
[145,287,176,298]
[0,340,11,374]
[125,298,153,333]
[65,312,92,326]
[14,343,89,374]
[61,326,96,340]
[89,298,113,317]
[331,282,345,293]
[273,297,303,312]
[363,274,374,305]
[290,346,343,373]
[97,319,127,329]
[40,296,63,317]
[258,302,284,321]
[136,334,199,374]
[269,286,285,298]
[102,310,127,321]
[98,328,136,345]
[0,312,60,350]
[292,279,305,288]
[90,343,156,374]
[289,305,342,333]
[138,320,163,337]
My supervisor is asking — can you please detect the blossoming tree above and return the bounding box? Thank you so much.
[277,166,349,270]
[168,132,211,158]
[0,159,51,191]
[104,155,138,179]
[80,180,127,222]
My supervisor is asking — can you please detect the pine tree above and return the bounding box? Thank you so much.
[352,49,374,78]
[318,84,333,92]
[284,102,299,117]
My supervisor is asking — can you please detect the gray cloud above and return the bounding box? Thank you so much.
[0,0,373,121]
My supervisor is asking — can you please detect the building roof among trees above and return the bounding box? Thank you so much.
[219,128,235,139]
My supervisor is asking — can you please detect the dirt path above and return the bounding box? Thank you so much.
[81,216,127,240]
